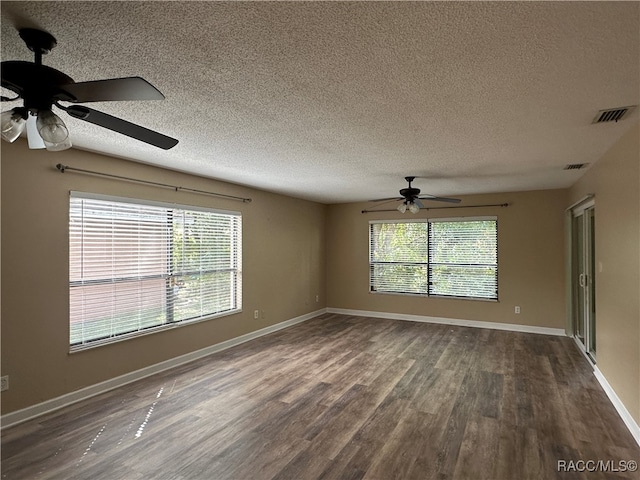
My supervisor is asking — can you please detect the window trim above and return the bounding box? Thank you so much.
[69,191,243,352]
[369,216,498,301]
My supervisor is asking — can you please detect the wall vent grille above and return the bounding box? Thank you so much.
[564,163,588,170]
[592,106,636,124]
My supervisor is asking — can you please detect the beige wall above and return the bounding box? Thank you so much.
[326,189,568,329]
[568,122,640,424]
[0,140,327,414]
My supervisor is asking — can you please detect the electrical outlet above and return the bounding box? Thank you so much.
[315,295,319,303]
[515,306,521,314]
[1,376,8,392]
[254,310,259,319]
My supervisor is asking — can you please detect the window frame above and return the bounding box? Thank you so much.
[369,216,498,301]
[68,191,242,351]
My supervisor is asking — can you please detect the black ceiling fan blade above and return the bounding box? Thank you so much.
[418,195,461,204]
[369,196,404,202]
[56,77,165,103]
[65,105,178,150]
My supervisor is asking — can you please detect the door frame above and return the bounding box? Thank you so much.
[566,195,596,363]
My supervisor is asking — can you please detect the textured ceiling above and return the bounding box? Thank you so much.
[1,1,639,203]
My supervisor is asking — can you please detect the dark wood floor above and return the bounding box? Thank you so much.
[2,313,639,479]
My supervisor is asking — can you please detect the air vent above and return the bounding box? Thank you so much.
[592,106,636,124]
[564,163,588,170]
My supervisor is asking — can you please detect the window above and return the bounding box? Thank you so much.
[69,192,242,349]
[369,217,497,300]
[428,218,498,299]
[369,220,430,295]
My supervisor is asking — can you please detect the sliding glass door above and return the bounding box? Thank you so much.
[571,201,596,361]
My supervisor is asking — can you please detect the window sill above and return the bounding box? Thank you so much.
[369,290,498,302]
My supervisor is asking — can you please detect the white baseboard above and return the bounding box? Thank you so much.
[1,308,327,429]
[593,366,640,447]
[326,307,566,336]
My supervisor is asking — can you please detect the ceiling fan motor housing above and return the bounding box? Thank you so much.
[400,187,421,199]
[2,61,75,111]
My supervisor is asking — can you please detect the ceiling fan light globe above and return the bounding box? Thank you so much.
[36,109,69,143]
[397,203,407,213]
[44,136,72,151]
[408,203,420,214]
[1,108,28,143]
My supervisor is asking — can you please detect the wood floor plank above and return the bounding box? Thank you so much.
[316,441,365,480]
[434,327,481,372]
[433,368,485,477]
[362,408,435,480]
[517,427,546,480]
[452,415,500,479]
[2,314,638,480]
[499,373,518,426]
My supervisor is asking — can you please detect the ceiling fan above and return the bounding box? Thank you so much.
[1,28,178,151]
[372,176,461,213]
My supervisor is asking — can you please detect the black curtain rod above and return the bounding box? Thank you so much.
[361,203,509,213]
[56,164,252,203]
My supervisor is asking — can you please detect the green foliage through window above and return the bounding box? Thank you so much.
[369,218,497,300]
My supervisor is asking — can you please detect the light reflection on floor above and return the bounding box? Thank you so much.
[76,424,107,466]
[135,386,164,439]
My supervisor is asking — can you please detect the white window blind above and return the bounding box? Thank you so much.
[369,221,429,294]
[69,193,242,348]
[428,218,497,299]
[369,217,497,300]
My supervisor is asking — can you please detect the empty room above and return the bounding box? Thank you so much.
[1,2,639,479]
